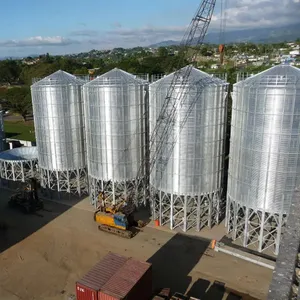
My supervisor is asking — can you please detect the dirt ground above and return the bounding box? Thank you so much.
[0,188,272,300]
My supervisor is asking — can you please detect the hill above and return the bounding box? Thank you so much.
[149,23,300,47]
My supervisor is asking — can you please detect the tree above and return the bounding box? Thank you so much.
[158,47,169,57]
[5,87,32,122]
[73,67,88,75]
[0,60,21,84]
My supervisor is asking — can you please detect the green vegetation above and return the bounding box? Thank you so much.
[4,121,35,142]
[0,40,298,126]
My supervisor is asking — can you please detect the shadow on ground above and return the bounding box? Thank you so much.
[187,279,242,300]
[147,233,261,299]
[147,233,210,295]
[0,187,86,254]
[4,132,19,139]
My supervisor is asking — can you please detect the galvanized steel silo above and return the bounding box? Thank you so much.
[227,65,300,254]
[31,70,87,195]
[83,68,148,206]
[150,66,228,231]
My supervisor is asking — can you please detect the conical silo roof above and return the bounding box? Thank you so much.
[31,70,84,87]
[150,65,227,88]
[236,65,300,87]
[84,68,147,86]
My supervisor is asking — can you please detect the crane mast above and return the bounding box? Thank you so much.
[132,0,217,206]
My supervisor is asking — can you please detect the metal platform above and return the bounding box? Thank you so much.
[40,167,88,196]
[0,147,38,182]
[151,188,224,232]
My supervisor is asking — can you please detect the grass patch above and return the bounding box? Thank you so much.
[4,120,36,142]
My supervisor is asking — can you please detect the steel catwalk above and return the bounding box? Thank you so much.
[150,66,228,231]
[226,65,300,254]
[0,111,4,152]
[0,147,38,182]
[31,70,87,195]
[83,68,148,206]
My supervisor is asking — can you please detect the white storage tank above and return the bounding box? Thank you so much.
[150,66,228,231]
[227,65,300,254]
[30,70,87,195]
[83,68,148,206]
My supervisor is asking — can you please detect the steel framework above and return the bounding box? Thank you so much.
[236,72,257,82]
[40,167,87,195]
[152,189,223,231]
[0,147,38,182]
[89,177,146,207]
[226,65,300,254]
[226,197,287,254]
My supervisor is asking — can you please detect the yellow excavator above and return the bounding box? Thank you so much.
[94,192,144,238]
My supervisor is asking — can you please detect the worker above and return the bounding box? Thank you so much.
[97,192,106,211]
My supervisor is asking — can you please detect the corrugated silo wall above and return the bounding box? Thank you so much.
[226,65,300,254]
[31,70,87,195]
[149,66,228,231]
[83,68,148,206]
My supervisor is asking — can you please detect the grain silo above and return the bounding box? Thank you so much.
[83,68,148,206]
[0,111,4,152]
[31,70,87,195]
[226,65,300,254]
[150,66,229,232]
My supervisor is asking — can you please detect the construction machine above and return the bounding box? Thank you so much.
[8,178,44,214]
[94,192,144,238]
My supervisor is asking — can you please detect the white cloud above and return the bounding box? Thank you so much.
[0,0,299,55]
[86,26,187,49]
[0,36,79,47]
[211,0,300,30]
[85,0,300,48]
[69,30,99,37]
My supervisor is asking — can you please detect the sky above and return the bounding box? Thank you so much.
[0,0,299,57]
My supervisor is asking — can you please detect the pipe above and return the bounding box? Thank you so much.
[214,244,275,270]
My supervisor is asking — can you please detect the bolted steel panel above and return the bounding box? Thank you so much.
[83,68,148,182]
[228,65,300,214]
[149,66,228,196]
[30,70,86,171]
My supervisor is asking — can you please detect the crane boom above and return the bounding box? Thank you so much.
[95,0,217,208]
[132,0,217,205]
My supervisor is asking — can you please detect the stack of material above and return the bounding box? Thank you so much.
[76,252,152,300]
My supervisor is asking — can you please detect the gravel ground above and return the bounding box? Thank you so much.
[0,188,272,300]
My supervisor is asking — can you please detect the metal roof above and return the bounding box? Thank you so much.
[0,147,38,162]
[235,65,300,87]
[31,70,84,87]
[77,252,128,291]
[84,68,147,86]
[150,65,228,87]
[100,258,151,299]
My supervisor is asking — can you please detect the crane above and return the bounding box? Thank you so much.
[94,0,217,236]
[135,0,217,205]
